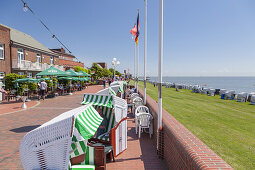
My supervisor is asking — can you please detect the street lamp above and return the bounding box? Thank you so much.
[111,58,120,81]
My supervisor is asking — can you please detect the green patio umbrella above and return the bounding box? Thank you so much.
[75,72,84,77]
[36,67,68,94]
[58,77,78,81]
[78,71,91,77]
[14,78,38,83]
[37,77,51,81]
[65,69,79,77]
[36,66,68,76]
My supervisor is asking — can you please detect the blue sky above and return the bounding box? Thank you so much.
[2,0,255,76]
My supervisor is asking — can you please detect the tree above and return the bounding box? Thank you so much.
[109,68,122,77]
[74,66,88,73]
[102,68,112,77]
[115,70,122,77]
[90,63,103,79]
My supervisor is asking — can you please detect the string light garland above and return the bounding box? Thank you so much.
[20,0,81,63]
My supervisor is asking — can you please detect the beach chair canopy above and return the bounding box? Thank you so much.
[96,87,118,96]
[81,93,127,124]
[20,104,103,170]
[110,81,125,94]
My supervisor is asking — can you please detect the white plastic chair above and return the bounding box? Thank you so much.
[132,97,143,115]
[137,113,153,138]
[130,93,140,101]
[135,106,150,134]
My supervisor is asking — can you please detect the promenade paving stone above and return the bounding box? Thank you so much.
[0,101,38,115]
[0,86,103,169]
[106,112,167,170]
[0,85,167,170]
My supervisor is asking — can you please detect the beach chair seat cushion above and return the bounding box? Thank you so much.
[71,165,95,170]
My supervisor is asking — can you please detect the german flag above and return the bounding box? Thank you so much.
[135,10,139,45]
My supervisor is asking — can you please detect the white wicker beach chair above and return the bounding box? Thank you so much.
[208,89,215,96]
[250,95,255,105]
[20,116,73,170]
[237,92,247,102]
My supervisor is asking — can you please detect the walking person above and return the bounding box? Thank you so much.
[39,79,47,100]
[103,79,106,89]
[108,78,111,86]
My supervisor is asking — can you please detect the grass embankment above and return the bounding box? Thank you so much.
[133,81,255,169]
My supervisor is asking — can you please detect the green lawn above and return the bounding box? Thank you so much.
[134,81,255,170]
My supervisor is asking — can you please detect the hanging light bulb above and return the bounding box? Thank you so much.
[23,3,28,12]
[52,35,55,39]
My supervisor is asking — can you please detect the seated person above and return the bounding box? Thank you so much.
[96,108,107,138]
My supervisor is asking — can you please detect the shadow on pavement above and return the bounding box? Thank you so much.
[10,125,41,133]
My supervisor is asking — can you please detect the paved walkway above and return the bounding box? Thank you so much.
[0,86,103,169]
[106,112,167,170]
[0,85,167,169]
[0,100,38,115]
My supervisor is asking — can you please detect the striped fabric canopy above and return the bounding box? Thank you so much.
[70,105,103,159]
[81,94,113,108]
[109,87,116,95]
[74,105,103,140]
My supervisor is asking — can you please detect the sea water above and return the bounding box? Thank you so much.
[149,77,255,94]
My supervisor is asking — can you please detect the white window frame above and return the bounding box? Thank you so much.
[0,72,5,78]
[0,44,4,60]
[18,72,24,75]
[37,54,41,63]
[27,72,32,78]
[50,56,54,65]
[17,49,24,63]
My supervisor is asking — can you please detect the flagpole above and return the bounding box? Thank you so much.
[136,9,139,93]
[158,0,163,131]
[134,40,137,89]
[144,0,147,105]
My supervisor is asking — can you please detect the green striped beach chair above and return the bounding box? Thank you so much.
[81,94,116,142]
[81,93,128,158]
[69,105,105,170]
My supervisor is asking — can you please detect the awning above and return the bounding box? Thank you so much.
[81,94,113,108]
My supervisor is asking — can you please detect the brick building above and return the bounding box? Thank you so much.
[50,48,84,71]
[97,62,107,69]
[0,24,63,81]
[0,25,11,83]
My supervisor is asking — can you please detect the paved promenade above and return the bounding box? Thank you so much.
[0,85,167,169]
[0,86,103,169]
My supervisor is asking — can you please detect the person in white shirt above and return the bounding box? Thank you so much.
[39,79,47,100]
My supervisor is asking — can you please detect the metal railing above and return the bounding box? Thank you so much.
[12,59,64,71]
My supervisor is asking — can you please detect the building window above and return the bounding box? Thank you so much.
[27,72,32,78]
[0,44,4,60]
[50,56,54,65]
[37,54,41,62]
[18,72,24,75]
[0,72,5,78]
[17,49,24,63]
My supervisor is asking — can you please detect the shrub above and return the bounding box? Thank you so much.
[5,73,26,90]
